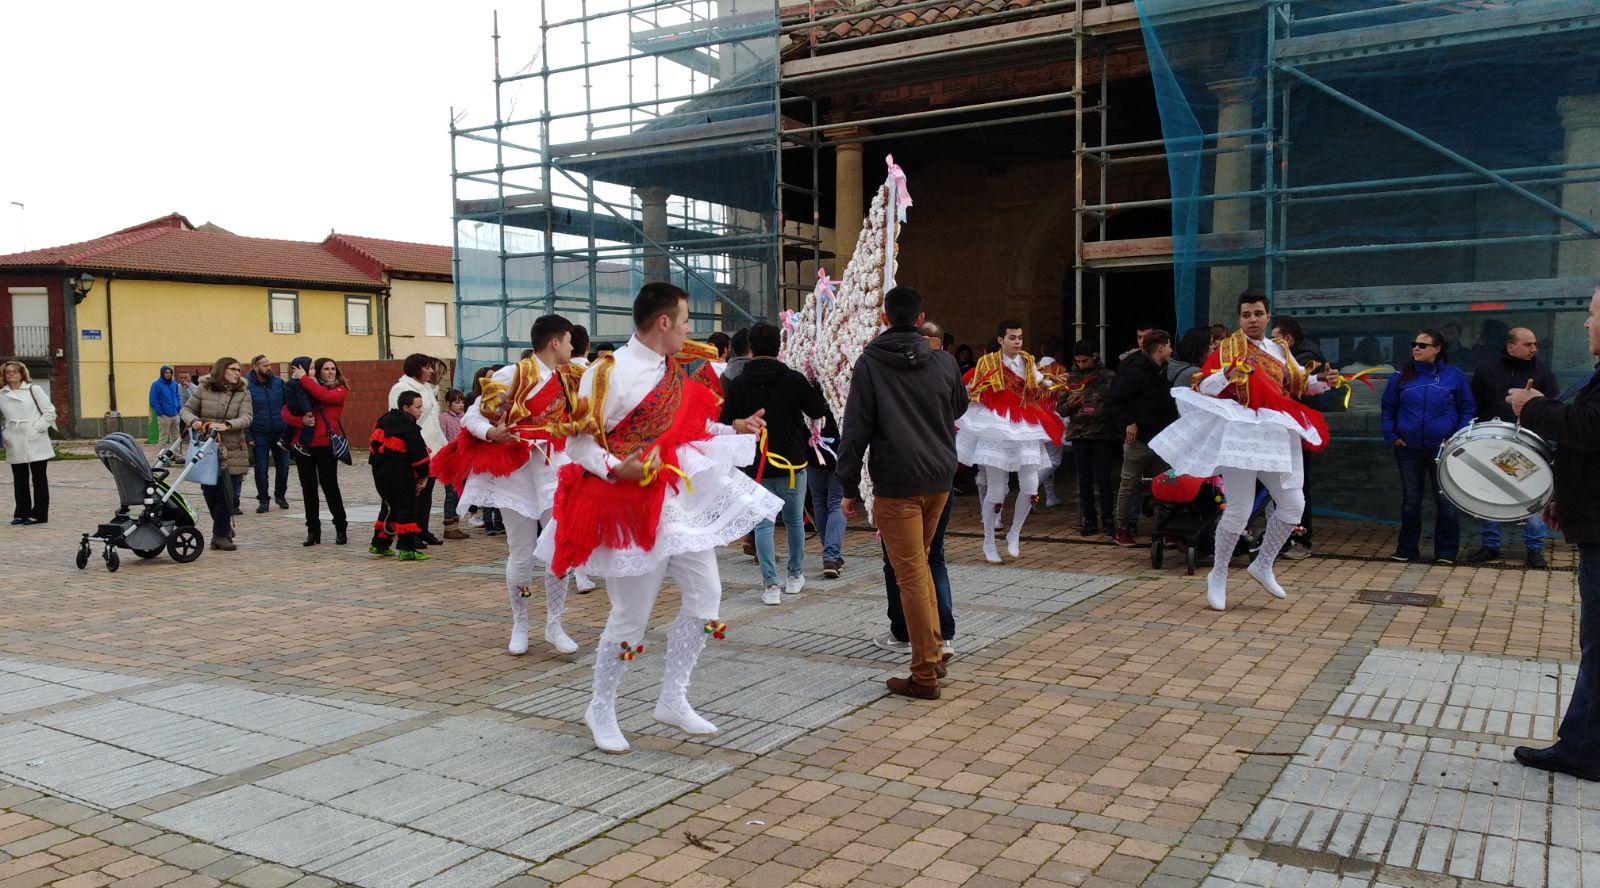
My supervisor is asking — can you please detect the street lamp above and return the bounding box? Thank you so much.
[71,272,95,305]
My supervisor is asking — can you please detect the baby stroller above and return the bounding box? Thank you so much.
[76,432,209,572]
[1146,470,1258,575]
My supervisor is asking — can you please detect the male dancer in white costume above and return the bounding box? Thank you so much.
[433,315,580,655]
[1151,291,1333,611]
[958,320,1065,562]
[539,283,780,753]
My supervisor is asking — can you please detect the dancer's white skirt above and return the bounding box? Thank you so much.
[1150,388,1316,481]
[534,435,782,577]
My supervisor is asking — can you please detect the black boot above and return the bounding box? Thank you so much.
[303,523,321,547]
[334,521,348,545]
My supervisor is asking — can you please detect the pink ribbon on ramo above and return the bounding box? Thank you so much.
[884,154,913,219]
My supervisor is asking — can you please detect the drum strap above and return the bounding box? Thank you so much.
[1451,448,1545,514]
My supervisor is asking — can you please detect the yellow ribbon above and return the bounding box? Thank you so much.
[638,445,693,493]
[1329,367,1381,409]
[757,427,808,489]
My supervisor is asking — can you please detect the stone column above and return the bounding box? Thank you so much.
[1207,78,1257,326]
[636,186,672,282]
[828,128,867,276]
[1558,94,1600,278]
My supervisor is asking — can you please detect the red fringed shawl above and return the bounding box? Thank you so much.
[550,360,719,575]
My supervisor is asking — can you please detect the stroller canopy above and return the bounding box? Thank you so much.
[94,432,157,509]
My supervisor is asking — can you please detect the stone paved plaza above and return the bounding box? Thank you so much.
[0,453,1587,887]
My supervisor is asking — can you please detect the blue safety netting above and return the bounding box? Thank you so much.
[1136,0,1600,521]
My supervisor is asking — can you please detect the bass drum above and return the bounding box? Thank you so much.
[1436,420,1554,522]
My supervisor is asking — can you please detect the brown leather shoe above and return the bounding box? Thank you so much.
[211,537,236,551]
[935,661,948,679]
[886,676,940,700]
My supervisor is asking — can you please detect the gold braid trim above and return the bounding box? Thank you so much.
[674,340,719,363]
[476,357,546,424]
[543,354,616,447]
[968,351,1043,402]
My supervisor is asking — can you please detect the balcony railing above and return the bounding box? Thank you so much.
[11,326,49,357]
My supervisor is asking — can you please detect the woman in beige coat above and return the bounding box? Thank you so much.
[180,357,252,550]
[0,360,56,524]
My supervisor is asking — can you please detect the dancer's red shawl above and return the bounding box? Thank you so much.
[550,360,719,575]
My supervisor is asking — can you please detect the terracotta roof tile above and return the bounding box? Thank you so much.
[323,234,453,279]
[782,0,1057,51]
[0,219,386,290]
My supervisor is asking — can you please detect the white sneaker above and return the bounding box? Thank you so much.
[653,696,718,736]
[544,620,579,654]
[1247,560,1288,599]
[761,585,782,606]
[508,626,529,656]
[584,703,629,754]
[982,539,1002,564]
[785,573,805,595]
[467,513,485,528]
[941,639,956,657]
[873,633,911,653]
[1044,496,1063,508]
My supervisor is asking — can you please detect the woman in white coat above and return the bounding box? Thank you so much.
[0,360,56,524]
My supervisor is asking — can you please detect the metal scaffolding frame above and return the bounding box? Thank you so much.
[449,0,822,373]
[450,0,1600,373]
[1079,0,1600,333]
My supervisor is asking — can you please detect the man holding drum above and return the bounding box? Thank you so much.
[1506,289,1600,781]
[1467,327,1558,568]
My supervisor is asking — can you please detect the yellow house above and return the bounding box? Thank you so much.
[0,214,452,436]
[322,234,455,361]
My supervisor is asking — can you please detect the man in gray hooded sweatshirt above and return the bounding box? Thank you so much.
[837,285,968,700]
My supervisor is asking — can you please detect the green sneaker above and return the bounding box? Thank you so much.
[397,550,430,562]
[368,545,393,556]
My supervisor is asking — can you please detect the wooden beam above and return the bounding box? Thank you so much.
[1081,230,1264,269]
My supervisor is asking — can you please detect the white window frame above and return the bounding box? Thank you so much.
[269,290,300,334]
[345,295,372,336]
[424,302,448,338]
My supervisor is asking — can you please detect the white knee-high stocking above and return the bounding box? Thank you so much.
[1007,494,1033,557]
[544,571,577,653]
[653,615,717,735]
[1248,517,1295,600]
[585,640,632,753]
[508,586,530,655]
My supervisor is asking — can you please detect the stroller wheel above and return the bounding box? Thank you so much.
[1150,538,1164,569]
[104,548,120,573]
[1185,545,1197,576]
[75,545,89,570]
[167,526,204,563]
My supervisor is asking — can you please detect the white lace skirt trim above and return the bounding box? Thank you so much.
[956,404,1053,443]
[956,426,1050,472]
[457,455,560,520]
[533,435,781,577]
[1150,388,1308,482]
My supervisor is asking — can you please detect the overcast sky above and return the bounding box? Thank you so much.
[0,1,549,254]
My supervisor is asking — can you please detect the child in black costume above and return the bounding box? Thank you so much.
[369,391,431,560]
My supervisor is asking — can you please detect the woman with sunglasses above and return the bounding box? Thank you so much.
[1380,329,1475,564]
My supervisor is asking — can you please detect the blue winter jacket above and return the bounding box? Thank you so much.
[148,366,182,416]
[1381,360,1475,451]
[246,372,288,438]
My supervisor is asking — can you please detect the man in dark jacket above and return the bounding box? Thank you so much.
[838,285,967,700]
[1507,292,1600,781]
[148,365,183,450]
[721,322,828,605]
[1104,330,1177,546]
[1467,327,1560,568]
[246,354,290,512]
